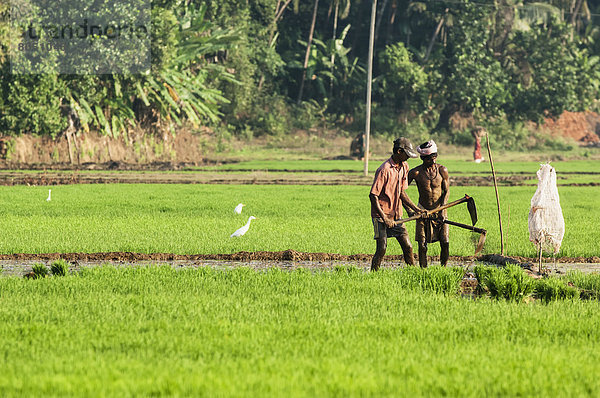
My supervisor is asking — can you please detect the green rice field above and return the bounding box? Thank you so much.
[1,157,600,397]
[1,266,599,396]
[0,183,597,257]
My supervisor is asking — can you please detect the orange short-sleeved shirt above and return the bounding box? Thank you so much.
[370,157,409,220]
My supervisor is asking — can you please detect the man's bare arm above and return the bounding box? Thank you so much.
[438,165,450,210]
[404,168,418,215]
[440,166,450,202]
[369,193,395,228]
[400,191,422,214]
[408,168,416,185]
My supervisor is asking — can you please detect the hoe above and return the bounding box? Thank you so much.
[394,195,487,255]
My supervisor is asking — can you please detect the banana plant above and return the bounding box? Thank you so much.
[67,3,239,138]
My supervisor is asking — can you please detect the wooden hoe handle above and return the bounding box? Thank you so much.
[394,195,471,226]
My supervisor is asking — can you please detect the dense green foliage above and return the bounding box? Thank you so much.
[1,0,600,149]
[1,2,237,137]
[0,182,598,257]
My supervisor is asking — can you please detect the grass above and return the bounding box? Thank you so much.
[535,277,580,303]
[0,184,597,257]
[5,158,598,176]
[185,131,600,163]
[475,266,600,303]
[1,266,600,396]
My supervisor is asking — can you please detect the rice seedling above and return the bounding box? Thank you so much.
[397,266,465,295]
[534,277,580,303]
[566,271,600,300]
[0,184,598,257]
[50,259,70,276]
[31,263,49,279]
[475,264,535,302]
[332,264,362,274]
[1,266,600,396]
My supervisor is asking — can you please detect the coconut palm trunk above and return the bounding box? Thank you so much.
[329,0,339,97]
[297,0,320,104]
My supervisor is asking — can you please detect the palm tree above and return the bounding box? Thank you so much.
[328,0,351,95]
[257,0,294,91]
[297,0,320,104]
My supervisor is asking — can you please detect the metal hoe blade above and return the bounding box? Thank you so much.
[443,220,487,255]
[474,231,486,255]
[467,197,478,225]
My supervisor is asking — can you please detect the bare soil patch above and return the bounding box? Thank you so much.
[0,169,597,186]
[0,170,375,186]
[541,110,600,144]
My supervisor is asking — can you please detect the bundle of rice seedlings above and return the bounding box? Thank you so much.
[50,259,70,277]
[534,277,580,303]
[476,264,535,302]
[31,263,49,279]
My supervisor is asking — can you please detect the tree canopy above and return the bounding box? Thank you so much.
[1,0,599,149]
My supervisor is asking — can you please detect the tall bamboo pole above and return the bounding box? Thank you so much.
[363,0,377,177]
[486,130,505,255]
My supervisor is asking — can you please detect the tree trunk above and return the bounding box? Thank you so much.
[329,1,339,97]
[297,0,320,104]
[424,8,448,62]
[63,108,80,166]
[570,0,584,39]
[258,0,293,91]
[374,0,389,47]
[434,102,459,131]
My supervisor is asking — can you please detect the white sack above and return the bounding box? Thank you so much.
[528,163,565,254]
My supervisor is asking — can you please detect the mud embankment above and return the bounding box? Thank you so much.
[0,167,598,186]
[1,250,598,265]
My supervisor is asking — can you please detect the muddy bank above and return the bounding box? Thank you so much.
[1,250,598,265]
[0,169,598,186]
[0,170,374,186]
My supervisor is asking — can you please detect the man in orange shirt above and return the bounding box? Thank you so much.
[369,138,423,271]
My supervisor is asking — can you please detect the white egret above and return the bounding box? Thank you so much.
[230,216,256,237]
[46,189,52,202]
[234,203,245,214]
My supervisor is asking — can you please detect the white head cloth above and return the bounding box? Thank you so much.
[417,140,437,156]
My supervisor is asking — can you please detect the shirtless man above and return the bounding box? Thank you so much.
[369,137,423,271]
[408,140,450,267]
